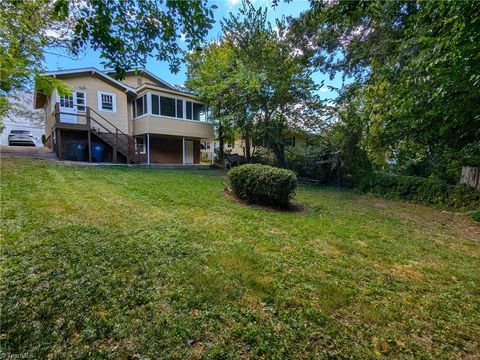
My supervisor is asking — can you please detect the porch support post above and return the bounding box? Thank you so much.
[147,133,150,166]
[56,129,62,160]
[182,137,185,165]
[87,131,92,162]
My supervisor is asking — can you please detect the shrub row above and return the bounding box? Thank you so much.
[227,164,297,207]
[357,172,480,211]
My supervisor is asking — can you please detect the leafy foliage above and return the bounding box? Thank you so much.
[290,0,480,179]
[227,164,297,207]
[62,0,216,77]
[1,0,215,124]
[187,2,322,166]
[358,172,480,212]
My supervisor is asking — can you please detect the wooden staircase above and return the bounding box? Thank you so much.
[55,104,145,164]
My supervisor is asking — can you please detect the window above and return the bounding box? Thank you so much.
[176,99,183,118]
[134,94,147,117]
[192,103,204,121]
[75,92,86,111]
[160,96,175,117]
[98,92,116,112]
[135,136,146,154]
[206,142,211,150]
[285,136,295,147]
[151,94,159,115]
[186,101,192,119]
[227,142,234,148]
[59,95,74,108]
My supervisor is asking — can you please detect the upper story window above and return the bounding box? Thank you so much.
[176,99,183,119]
[98,92,116,112]
[59,94,74,109]
[206,142,211,149]
[76,92,86,111]
[59,92,86,111]
[134,94,148,117]
[160,96,175,117]
[133,91,210,122]
[186,101,192,120]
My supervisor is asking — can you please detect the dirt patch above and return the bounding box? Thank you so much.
[223,189,307,213]
[390,264,424,281]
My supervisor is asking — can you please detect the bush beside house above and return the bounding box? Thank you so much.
[227,164,297,207]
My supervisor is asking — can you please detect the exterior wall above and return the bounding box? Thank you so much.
[45,94,57,139]
[121,74,154,89]
[57,75,130,134]
[133,116,214,139]
[149,136,200,164]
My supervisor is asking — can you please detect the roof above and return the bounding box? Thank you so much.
[106,68,178,91]
[34,67,197,108]
[40,68,137,93]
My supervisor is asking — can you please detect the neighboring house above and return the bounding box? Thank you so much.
[201,132,308,161]
[33,68,214,164]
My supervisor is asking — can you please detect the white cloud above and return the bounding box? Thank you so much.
[227,0,240,7]
[319,88,330,93]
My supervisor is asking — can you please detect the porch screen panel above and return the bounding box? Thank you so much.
[152,95,160,115]
[135,97,144,117]
[192,103,204,121]
[186,101,192,120]
[160,96,175,117]
[176,99,183,118]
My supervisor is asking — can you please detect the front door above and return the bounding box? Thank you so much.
[185,140,194,164]
[59,94,77,123]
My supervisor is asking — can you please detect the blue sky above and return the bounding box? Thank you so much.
[45,0,342,99]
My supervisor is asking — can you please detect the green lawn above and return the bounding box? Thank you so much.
[1,158,479,359]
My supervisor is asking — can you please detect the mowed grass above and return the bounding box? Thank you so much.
[1,158,479,359]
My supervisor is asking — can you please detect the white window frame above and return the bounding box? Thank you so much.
[75,91,87,112]
[97,91,116,113]
[135,136,146,154]
[59,94,74,109]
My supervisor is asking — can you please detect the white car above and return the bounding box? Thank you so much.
[8,130,36,146]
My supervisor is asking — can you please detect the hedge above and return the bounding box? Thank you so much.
[227,164,297,207]
[357,172,480,212]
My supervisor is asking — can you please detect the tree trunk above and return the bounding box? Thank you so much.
[218,122,225,163]
[244,123,251,163]
[271,140,287,168]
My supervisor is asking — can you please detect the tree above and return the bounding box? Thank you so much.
[187,2,321,167]
[290,0,480,180]
[1,0,215,123]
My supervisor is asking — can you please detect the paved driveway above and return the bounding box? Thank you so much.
[1,145,57,160]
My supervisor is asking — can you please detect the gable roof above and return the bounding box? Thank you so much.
[41,68,136,93]
[33,67,197,108]
[107,68,178,91]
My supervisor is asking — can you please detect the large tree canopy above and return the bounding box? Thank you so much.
[290,0,480,178]
[186,2,321,166]
[0,0,215,121]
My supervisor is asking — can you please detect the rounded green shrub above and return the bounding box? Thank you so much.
[227,164,297,207]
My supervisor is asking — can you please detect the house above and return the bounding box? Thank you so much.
[201,131,309,161]
[33,68,214,164]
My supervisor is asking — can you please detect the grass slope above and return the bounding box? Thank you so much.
[1,158,479,359]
